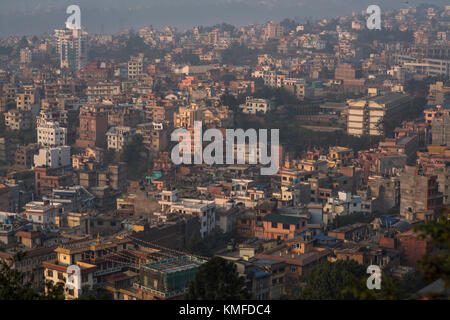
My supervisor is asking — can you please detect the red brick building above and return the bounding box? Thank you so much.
[35,166,73,199]
[75,105,108,148]
[397,229,429,269]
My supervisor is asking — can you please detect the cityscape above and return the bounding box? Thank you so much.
[0,1,449,304]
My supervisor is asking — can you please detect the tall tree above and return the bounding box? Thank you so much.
[300,260,366,300]
[414,214,450,289]
[187,257,249,300]
[0,253,65,300]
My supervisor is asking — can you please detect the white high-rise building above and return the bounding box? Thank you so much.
[37,120,67,147]
[54,28,88,71]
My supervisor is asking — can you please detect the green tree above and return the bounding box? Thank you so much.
[0,253,65,300]
[187,257,249,300]
[0,253,37,300]
[414,215,450,289]
[342,272,408,300]
[120,134,152,180]
[300,260,366,300]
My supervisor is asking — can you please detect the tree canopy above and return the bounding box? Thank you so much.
[187,257,249,300]
[300,260,366,300]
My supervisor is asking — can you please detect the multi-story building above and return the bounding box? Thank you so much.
[43,237,133,299]
[239,97,272,115]
[54,28,88,71]
[135,255,206,300]
[0,137,18,165]
[20,47,32,65]
[323,192,363,226]
[393,54,450,77]
[37,120,67,147]
[0,247,57,292]
[24,201,64,226]
[34,146,71,169]
[347,93,413,136]
[108,106,141,127]
[86,81,121,103]
[14,143,39,170]
[4,109,32,130]
[128,53,144,79]
[264,21,284,39]
[428,81,450,106]
[159,189,216,238]
[76,105,108,148]
[106,126,137,151]
[399,165,443,221]
[431,113,450,146]
[42,186,95,213]
[173,104,202,128]
[136,122,168,155]
[72,147,104,169]
[0,184,18,212]
[34,166,73,199]
[77,61,113,81]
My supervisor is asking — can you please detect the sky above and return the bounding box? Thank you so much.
[0,0,448,37]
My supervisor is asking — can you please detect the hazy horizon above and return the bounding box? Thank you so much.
[0,0,448,37]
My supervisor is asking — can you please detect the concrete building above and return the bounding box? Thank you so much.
[428,81,450,106]
[264,21,284,39]
[55,28,88,71]
[399,166,443,221]
[135,255,205,299]
[4,109,32,131]
[128,53,144,79]
[14,143,39,170]
[431,114,450,146]
[107,126,137,151]
[42,186,95,213]
[76,105,108,148]
[0,247,57,292]
[347,93,413,136]
[37,120,67,147]
[34,166,73,199]
[159,189,216,238]
[34,146,71,169]
[239,97,272,115]
[323,192,363,226]
[24,201,64,226]
[136,122,169,155]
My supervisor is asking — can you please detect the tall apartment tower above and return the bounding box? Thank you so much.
[54,28,88,71]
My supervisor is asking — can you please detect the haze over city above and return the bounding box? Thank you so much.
[0,0,448,36]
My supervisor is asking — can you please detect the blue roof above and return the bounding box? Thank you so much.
[313,235,337,241]
[254,259,278,265]
[380,216,399,227]
[250,268,271,279]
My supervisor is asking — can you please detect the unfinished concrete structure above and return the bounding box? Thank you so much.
[399,165,443,221]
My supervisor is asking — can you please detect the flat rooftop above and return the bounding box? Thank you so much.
[143,256,205,274]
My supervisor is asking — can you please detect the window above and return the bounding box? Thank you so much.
[58,272,64,280]
[282,224,290,230]
[271,222,278,228]
[47,270,53,277]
